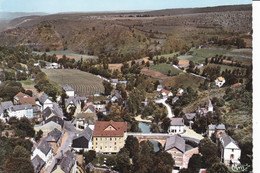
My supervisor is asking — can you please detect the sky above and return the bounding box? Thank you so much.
[0,0,252,14]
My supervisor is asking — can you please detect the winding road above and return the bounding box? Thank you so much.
[155,98,174,118]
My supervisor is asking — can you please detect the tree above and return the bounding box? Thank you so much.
[115,148,131,173]
[207,163,231,173]
[161,117,171,132]
[199,138,219,168]
[151,151,174,173]
[83,150,96,164]
[103,80,113,96]
[35,130,43,142]
[124,136,139,158]
[188,154,201,172]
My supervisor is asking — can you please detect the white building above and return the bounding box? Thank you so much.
[31,140,54,167]
[38,92,53,111]
[215,77,226,87]
[63,85,75,97]
[157,85,163,92]
[7,104,33,119]
[168,118,185,134]
[218,132,241,166]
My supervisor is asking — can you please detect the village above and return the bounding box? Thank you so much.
[0,62,243,173]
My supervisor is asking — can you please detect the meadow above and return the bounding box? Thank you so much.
[42,69,104,96]
[149,63,181,76]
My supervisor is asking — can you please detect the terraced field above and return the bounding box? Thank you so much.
[42,69,104,96]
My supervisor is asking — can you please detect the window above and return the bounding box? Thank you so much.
[114,146,117,150]
[232,149,234,152]
[100,146,102,150]
[115,142,116,145]
[110,138,112,141]
[96,142,97,145]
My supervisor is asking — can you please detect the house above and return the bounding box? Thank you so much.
[215,77,226,87]
[65,97,83,116]
[157,85,163,92]
[207,124,226,138]
[75,113,97,131]
[110,90,122,103]
[160,89,173,98]
[14,92,30,104]
[45,62,59,69]
[31,139,54,168]
[34,116,64,135]
[37,92,53,111]
[118,80,127,85]
[31,155,46,173]
[71,127,93,152]
[184,113,196,128]
[7,104,33,119]
[63,85,75,97]
[183,147,199,169]
[231,83,242,88]
[0,101,13,122]
[165,135,185,169]
[83,104,96,114]
[176,88,184,97]
[52,150,77,173]
[45,128,63,153]
[110,79,119,86]
[218,132,241,166]
[168,118,185,134]
[207,99,213,112]
[93,120,127,153]
[172,96,179,103]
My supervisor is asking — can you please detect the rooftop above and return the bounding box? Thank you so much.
[63,85,74,91]
[170,118,184,126]
[93,120,127,137]
[45,128,62,142]
[35,139,52,156]
[165,135,185,153]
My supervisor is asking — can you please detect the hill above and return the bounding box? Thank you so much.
[0,5,252,62]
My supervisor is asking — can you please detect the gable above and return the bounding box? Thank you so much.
[84,108,94,113]
[225,142,240,150]
[104,125,116,131]
[44,99,52,104]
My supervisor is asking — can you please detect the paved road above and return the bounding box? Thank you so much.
[155,98,174,118]
[46,120,80,173]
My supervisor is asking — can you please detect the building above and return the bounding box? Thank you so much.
[168,118,185,134]
[215,77,226,87]
[176,88,184,97]
[31,139,54,168]
[218,132,241,166]
[31,155,46,173]
[207,124,226,138]
[7,104,33,119]
[110,90,122,103]
[45,128,63,153]
[71,127,93,152]
[157,85,163,92]
[0,101,14,122]
[75,113,97,131]
[110,79,119,86]
[83,104,96,114]
[165,135,185,169]
[63,85,75,97]
[37,92,53,111]
[14,92,32,105]
[34,116,64,135]
[160,89,173,98]
[52,150,77,173]
[207,99,214,112]
[93,120,127,153]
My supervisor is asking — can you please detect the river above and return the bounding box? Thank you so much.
[138,122,160,152]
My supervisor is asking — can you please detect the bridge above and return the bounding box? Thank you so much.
[127,132,201,146]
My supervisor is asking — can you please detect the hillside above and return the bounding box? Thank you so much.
[0,5,252,61]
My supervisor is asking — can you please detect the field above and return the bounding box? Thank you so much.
[149,63,181,76]
[33,50,98,61]
[152,52,179,60]
[183,48,252,64]
[200,64,245,74]
[42,69,104,96]
[141,68,171,82]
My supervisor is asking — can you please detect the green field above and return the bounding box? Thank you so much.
[33,50,98,61]
[153,52,179,60]
[200,64,245,74]
[183,48,252,64]
[19,79,36,89]
[42,69,104,96]
[150,63,181,76]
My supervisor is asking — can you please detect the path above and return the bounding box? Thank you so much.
[172,64,208,80]
[155,98,174,118]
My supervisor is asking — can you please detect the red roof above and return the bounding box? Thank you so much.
[19,97,36,105]
[93,120,127,137]
[161,89,171,95]
[15,92,27,98]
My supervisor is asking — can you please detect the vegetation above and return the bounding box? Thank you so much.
[150,63,181,76]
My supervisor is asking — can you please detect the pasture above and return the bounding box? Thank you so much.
[149,63,181,76]
[42,69,104,96]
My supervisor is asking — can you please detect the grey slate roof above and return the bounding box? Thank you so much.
[42,107,52,120]
[45,116,64,127]
[219,133,239,149]
[185,113,196,120]
[58,150,76,173]
[38,93,50,104]
[63,85,74,91]
[45,128,62,142]
[110,79,119,83]
[1,101,13,110]
[170,118,184,126]
[72,127,93,148]
[165,135,185,153]
[216,124,226,130]
[208,99,213,109]
[31,155,46,173]
[208,124,216,130]
[36,139,52,156]
[11,104,32,111]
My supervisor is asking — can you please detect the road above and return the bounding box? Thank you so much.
[172,64,208,80]
[46,120,80,173]
[155,98,174,118]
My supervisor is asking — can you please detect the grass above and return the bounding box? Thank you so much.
[33,49,98,61]
[200,64,245,74]
[149,63,181,76]
[42,69,104,96]
[185,48,252,64]
[19,79,36,89]
[152,52,179,60]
